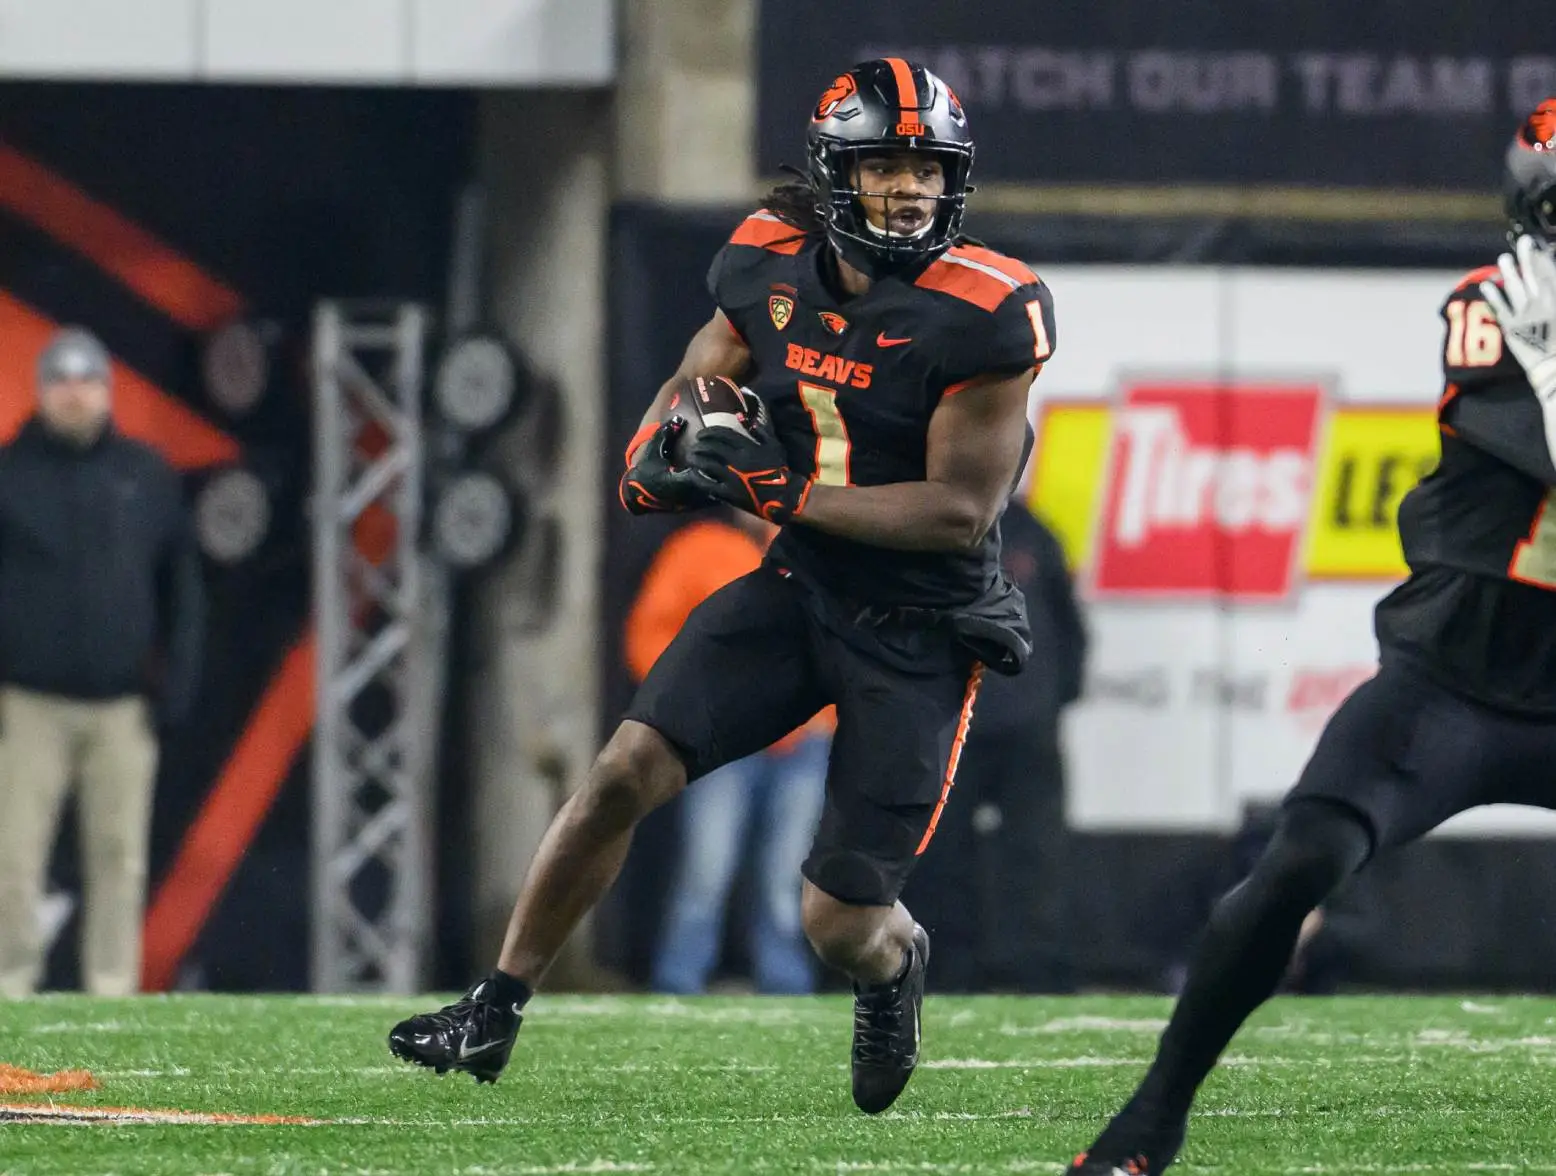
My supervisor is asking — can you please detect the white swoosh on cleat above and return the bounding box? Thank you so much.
[457,1037,503,1061]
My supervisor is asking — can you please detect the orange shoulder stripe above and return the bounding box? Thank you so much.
[947,244,1039,287]
[1453,264,1500,292]
[729,213,805,255]
[915,255,1016,312]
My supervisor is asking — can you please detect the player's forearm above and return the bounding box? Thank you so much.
[627,381,684,465]
[633,311,753,461]
[638,379,683,431]
[796,480,995,552]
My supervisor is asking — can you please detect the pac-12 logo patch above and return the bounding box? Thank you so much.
[769,294,794,331]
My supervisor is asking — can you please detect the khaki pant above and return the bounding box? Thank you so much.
[0,687,158,997]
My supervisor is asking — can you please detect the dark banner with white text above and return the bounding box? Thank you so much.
[757,1,1555,190]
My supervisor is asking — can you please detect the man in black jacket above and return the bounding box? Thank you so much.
[901,494,1088,992]
[0,327,205,996]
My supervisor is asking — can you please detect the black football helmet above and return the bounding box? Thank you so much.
[806,59,974,279]
[1505,98,1556,245]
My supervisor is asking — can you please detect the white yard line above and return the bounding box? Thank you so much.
[97,1046,1548,1082]
[453,1166,654,1175]
[1000,1016,1168,1035]
[823,1164,1054,1174]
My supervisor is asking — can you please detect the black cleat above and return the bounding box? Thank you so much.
[1067,1090,1187,1174]
[850,923,930,1114]
[387,979,523,1084]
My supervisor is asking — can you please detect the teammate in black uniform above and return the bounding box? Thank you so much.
[1067,98,1556,1175]
[388,58,1056,1113]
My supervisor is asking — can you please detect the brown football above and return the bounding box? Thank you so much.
[665,374,754,465]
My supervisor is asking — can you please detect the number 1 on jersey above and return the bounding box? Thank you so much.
[1026,299,1053,363]
[798,381,852,486]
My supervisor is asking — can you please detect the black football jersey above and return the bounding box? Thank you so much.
[707,210,1057,610]
[1374,264,1556,713]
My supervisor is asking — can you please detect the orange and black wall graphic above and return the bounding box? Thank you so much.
[0,81,476,992]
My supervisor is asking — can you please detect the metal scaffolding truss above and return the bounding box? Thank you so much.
[310,300,437,992]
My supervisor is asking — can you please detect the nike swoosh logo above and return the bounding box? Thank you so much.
[877,333,912,347]
[457,1037,504,1060]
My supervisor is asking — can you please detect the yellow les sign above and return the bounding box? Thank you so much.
[1304,409,1440,580]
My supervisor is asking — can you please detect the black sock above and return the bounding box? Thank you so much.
[1136,801,1370,1121]
[486,968,533,1010]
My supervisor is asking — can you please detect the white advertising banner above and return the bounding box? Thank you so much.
[1027,265,1556,837]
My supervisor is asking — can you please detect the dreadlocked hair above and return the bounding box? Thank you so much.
[758,165,987,250]
[760,167,826,240]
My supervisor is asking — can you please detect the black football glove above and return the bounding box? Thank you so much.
[619,418,716,515]
[686,406,811,524]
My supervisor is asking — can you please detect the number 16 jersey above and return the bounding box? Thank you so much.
[1375,264,1556,714]
[707,210,1057,610]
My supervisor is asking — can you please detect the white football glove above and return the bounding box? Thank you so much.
[1481,234,1556,401]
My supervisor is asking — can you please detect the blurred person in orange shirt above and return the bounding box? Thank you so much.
[625,511,833,994]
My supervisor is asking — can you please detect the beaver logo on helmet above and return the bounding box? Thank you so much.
[1520,99,1556,151]
[813,73,858,123]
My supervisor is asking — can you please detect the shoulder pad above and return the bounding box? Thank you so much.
[726,211,806,256]
[1451,264,1502,296]
[914,244,1039,312]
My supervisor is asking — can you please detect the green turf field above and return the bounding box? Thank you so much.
[2,993,1555,1174]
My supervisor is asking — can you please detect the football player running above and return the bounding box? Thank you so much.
[389,59,1056,1115]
